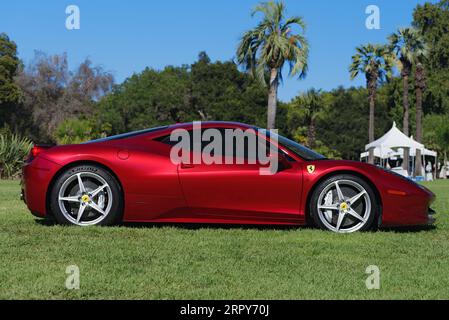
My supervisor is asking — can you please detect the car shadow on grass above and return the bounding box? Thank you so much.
[34,217,303,231]
[121,221,304,232]
[379,225,436,233]
[34,218,436,233]
[121,222,436,233]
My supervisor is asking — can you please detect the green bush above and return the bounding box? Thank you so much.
[0,133,33,179]
[54,118,99,145]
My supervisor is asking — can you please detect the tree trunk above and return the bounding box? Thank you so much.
[307,118,315,148]
[403,148,410,174]
[400,67,411,174]
[367,83,376,164]
[402,74,410,136]
[414,63,425,177]
[414,148,422,177]
[267,68,279,130]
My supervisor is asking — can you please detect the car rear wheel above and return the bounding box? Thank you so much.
[50,165,123,226]
[309,174,378,233]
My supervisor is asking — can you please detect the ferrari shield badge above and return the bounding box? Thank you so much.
[307,165,316,174]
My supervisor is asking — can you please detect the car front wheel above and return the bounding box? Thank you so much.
[50,165,123,226]
[309,174,379,233]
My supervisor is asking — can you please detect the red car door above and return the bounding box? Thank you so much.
[177,128,303,224]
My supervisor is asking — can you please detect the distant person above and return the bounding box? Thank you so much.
[446,162,449,179]
[426,162,433,181]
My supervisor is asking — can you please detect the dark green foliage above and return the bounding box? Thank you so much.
[97,66,191,135]
[318,87,388,160]
[413,0,449,71]
[190,53,267,126]
[413,1,449,115]
[0,33,21,128]
[96,53,267,136]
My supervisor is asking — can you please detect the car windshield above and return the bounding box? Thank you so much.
[257,129,327,161]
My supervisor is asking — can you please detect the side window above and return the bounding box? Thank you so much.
[155,129,224,154]
[155,128,286,163]
[155,134,178,146]
[156,131,197,147]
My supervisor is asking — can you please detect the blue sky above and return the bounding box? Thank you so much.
[1,0,433,101]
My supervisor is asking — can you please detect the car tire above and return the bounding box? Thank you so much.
[50,165,123,226]
[309,174,379,233]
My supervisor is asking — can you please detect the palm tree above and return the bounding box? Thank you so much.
[237,1,309,129]
[415,61,427,176]
[350,44,393,164]
[291,88,323,148]
[388,27,428,175]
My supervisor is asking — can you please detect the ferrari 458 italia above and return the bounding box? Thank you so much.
[21,122,436,233]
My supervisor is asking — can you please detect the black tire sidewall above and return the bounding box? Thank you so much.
[50,165,123,226]
[309,174,379,232]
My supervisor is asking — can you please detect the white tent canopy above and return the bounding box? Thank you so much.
[360,147,396,159]
[361,147,437,159]
[361,122,438,180]
[409,137,437,157]
[365,122,425,152]
[361,122,437,169]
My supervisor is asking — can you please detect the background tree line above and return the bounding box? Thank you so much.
[1,0,449,179]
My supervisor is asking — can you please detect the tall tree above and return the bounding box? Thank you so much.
[237,0,309,129]
[413,0,449,71]
[0,33,21,129]
[15,52,114,142]
[388,27,428,175]
[289,88,322,148]
[414,60,428,176]
[349,44,393,164]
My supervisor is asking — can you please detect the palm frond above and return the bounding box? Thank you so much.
[349,43,393,84]
[388,27,429,67]
[237,0,308,85]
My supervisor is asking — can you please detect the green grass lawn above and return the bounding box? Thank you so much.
[0,179,448,299]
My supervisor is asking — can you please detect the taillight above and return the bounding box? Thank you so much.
[27,145,53,162]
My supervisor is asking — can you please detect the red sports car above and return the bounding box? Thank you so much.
[21,121,436,233]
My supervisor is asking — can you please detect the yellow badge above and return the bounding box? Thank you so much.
[307,165,315,174]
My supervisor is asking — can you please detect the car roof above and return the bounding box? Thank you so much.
[85,121,254,144]
[169,121,253,130]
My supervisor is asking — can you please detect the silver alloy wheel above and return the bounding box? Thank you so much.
[316,179,371,233]
[58,172,113,226]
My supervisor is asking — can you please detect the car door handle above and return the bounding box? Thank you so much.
[180,163,195,169]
